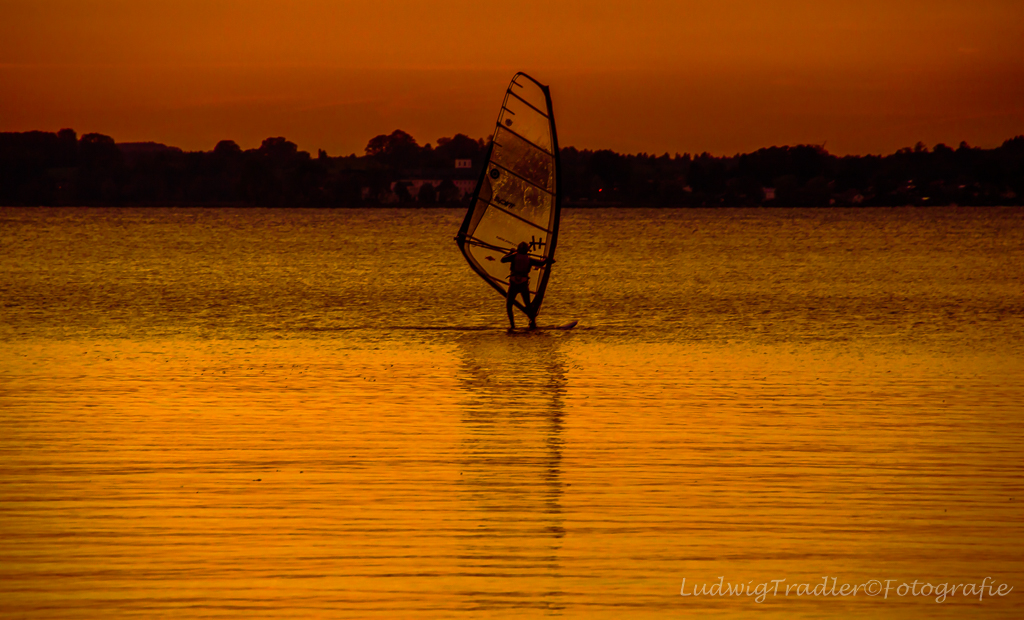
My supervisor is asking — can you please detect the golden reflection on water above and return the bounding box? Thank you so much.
[1,337,1021,619]
[1,207,1022,618]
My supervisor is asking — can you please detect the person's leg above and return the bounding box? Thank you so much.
[506,286,516,329]
[520,288,536,328]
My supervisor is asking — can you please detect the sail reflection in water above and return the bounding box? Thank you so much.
[455,332,567,612]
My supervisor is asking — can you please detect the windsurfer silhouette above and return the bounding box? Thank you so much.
[502,241,552,330]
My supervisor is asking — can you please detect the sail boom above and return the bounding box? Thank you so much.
[462,235,547,261]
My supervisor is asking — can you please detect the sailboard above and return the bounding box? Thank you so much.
[455,72,561,321]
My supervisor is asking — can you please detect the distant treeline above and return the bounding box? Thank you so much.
[2,128,1022,207]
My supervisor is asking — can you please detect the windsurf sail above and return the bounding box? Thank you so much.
[455,72,561,318]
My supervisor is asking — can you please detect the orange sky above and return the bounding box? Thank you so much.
[2,0,1022,155]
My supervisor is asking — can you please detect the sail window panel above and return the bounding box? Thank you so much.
[492,127,555,192]
[468,177,494,232]
[474,205,551,258]
[498,95,552,153]
[509,77,549,116]
[485,166,556,233]
[465,241,513,291]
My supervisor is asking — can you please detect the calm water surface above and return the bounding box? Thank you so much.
[1,207,1022,618]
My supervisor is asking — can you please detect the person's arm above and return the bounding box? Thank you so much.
[501,252,514,263]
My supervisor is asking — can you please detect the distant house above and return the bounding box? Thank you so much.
[453,179,476,195]
[385,159,481,202]
[390,179,440,195]
[762,187,776,201]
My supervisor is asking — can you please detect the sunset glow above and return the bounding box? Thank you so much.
[2,0,1023,154]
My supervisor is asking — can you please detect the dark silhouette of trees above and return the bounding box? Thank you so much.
[436,178,461,203]
[365,130,421,170]
[259,137,300,161]
[393,181,413,203]
[587,150,629,194]
[434,134,485,161]
[1,128,1022,207]
[417,182,438,203]
[214,140,242,156]
[77,133,123,202]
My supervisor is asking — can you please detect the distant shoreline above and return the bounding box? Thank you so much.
[2,129,1022,208]
[3,203,1017,210]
